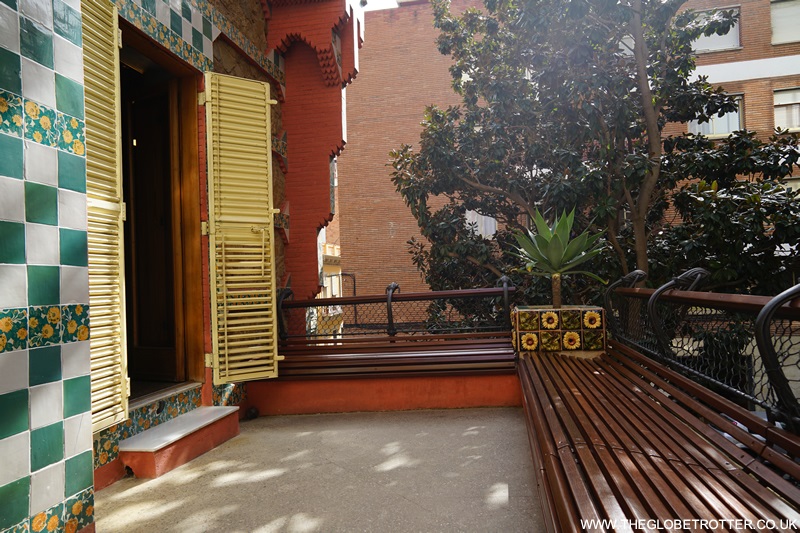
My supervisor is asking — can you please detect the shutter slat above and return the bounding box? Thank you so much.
[206,72,281,385]
[83,0,128,433]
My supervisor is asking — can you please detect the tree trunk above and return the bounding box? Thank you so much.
[552,273,562,309]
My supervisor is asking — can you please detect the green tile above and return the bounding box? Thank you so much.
[65,450,92,495]
[63,375,90,417]
[202,17,212,39]
[0,477,29,530]
[24,182,57,225]
[53,0,82,47]
[0,221,26,263]
[142,0,155,14]
[57,148,85,193]
[30,421,64,471]
[0,133,23,178]
[170,9,182,35]
[0,48,23,96]
[192,27,203,51]
[0,389,28,439]
[181,0,192,20]
[19,16,54,70]
[29,346,62,386]
[27,265,59,305]
[0,0,17,10]
[59,228,87,266]
[54,75,84,120]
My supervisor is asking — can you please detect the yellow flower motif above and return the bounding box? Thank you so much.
[104,440,112,450]
[0,334,6,352]
[70,117,78,128]
[72,501,83,516]
[0,97,7,113]
[42,324,54,338]
[584,311,602,329]
[78,325,89,341]
[563,331,581,350]
[33,131,43,143]
[47,514,59,531]
[86,505,94,517]
[99,451,108,464]
[76,304,84,315]
[73,139,85,155]
[47,306,61,323]
[25,100,40,119]
[67,320,78,334]
[65,518,78,533]
[521,333,538,351]
[13,114,23,126]
[29,317,39,329]
[40,115,51,130]
[32,512,47,532]
[542,311,559,329]
[63,129,73,144]
[17,328,27,340]
[0,317,11,332]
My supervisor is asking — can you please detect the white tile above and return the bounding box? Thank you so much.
[20,0,53,29]
[60,266,89,305]
[0,265,27,308]
[58,189,86,230]
[0,176,25,222]
[60,0,81,13]
[30,381,63,430]
[63,412,92,458]
[0,4,20,54]
[212,25,220,41]
[53,36,83,85]
[24,141,58,186]
[26,223,59,265]
[168,0,180,12]
[30,461,64,514]
[191,6,201,29]
[203,36,213,60]
[0,432,30,486]
[0,349,28,395]
[61,340,89,379]
[21,58,56,109]
[156,1,170,27]
[182,18,192,43]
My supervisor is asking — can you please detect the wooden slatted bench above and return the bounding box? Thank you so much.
[518,340,800,532]
[278,331,516,378]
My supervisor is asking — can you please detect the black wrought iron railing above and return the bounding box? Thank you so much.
[279,278,515,341]
[605,270,800,431]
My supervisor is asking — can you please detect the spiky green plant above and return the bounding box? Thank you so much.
[510,209,605,308]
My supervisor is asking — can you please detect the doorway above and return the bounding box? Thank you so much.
[119,23,202,400]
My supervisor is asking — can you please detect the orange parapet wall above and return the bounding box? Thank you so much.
[245,375,522,415]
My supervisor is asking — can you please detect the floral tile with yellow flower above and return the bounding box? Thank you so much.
[0,90,24,136]
[28,305,64,348]
[512,305,606,357]
[0,307,28,353]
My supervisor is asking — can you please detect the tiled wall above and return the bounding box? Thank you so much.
[0,0,94,531]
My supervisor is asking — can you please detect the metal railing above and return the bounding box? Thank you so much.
[279,278,515,341]
[605,270,800,431]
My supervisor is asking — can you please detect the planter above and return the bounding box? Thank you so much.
[512,305,606,357]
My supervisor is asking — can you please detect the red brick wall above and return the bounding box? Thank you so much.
[336,1,479,295]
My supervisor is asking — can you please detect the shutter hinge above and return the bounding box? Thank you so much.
[126,376,131,398]
[198,91,206,106]
[118,29,123,49]
[121,202,127,222]
[204,353,213,368]
[201,221,209,235]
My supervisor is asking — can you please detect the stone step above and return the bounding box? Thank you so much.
[119,406,239,478]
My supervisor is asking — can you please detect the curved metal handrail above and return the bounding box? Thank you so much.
[647,268,710,359]
[604,270,647,338]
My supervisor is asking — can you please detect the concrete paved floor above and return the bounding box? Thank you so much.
[95,407,541,532]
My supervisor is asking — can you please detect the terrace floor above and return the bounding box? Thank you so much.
[95,407,540,532]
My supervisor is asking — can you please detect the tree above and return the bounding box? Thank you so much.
[391,0,800,297]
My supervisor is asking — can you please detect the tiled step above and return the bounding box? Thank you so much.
[119,406,239,478]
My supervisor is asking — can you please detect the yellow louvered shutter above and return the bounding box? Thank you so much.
[205,72,282,384]
[83,0,128,432]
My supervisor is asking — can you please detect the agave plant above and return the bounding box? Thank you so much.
[511,209,605,308]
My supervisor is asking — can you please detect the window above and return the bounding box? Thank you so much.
[688,97,743,137]
[774,88,800,131]
[772,0,800,45]
[692,9,740,53]
[465,210,497,238]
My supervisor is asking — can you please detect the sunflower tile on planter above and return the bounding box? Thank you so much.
[512,305,606,357]
[518,332,539,352]
[540,331,562,351]
[561,309,581,330]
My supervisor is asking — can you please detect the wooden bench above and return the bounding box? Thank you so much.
[518,340,800,532]
[278,331,515,378]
